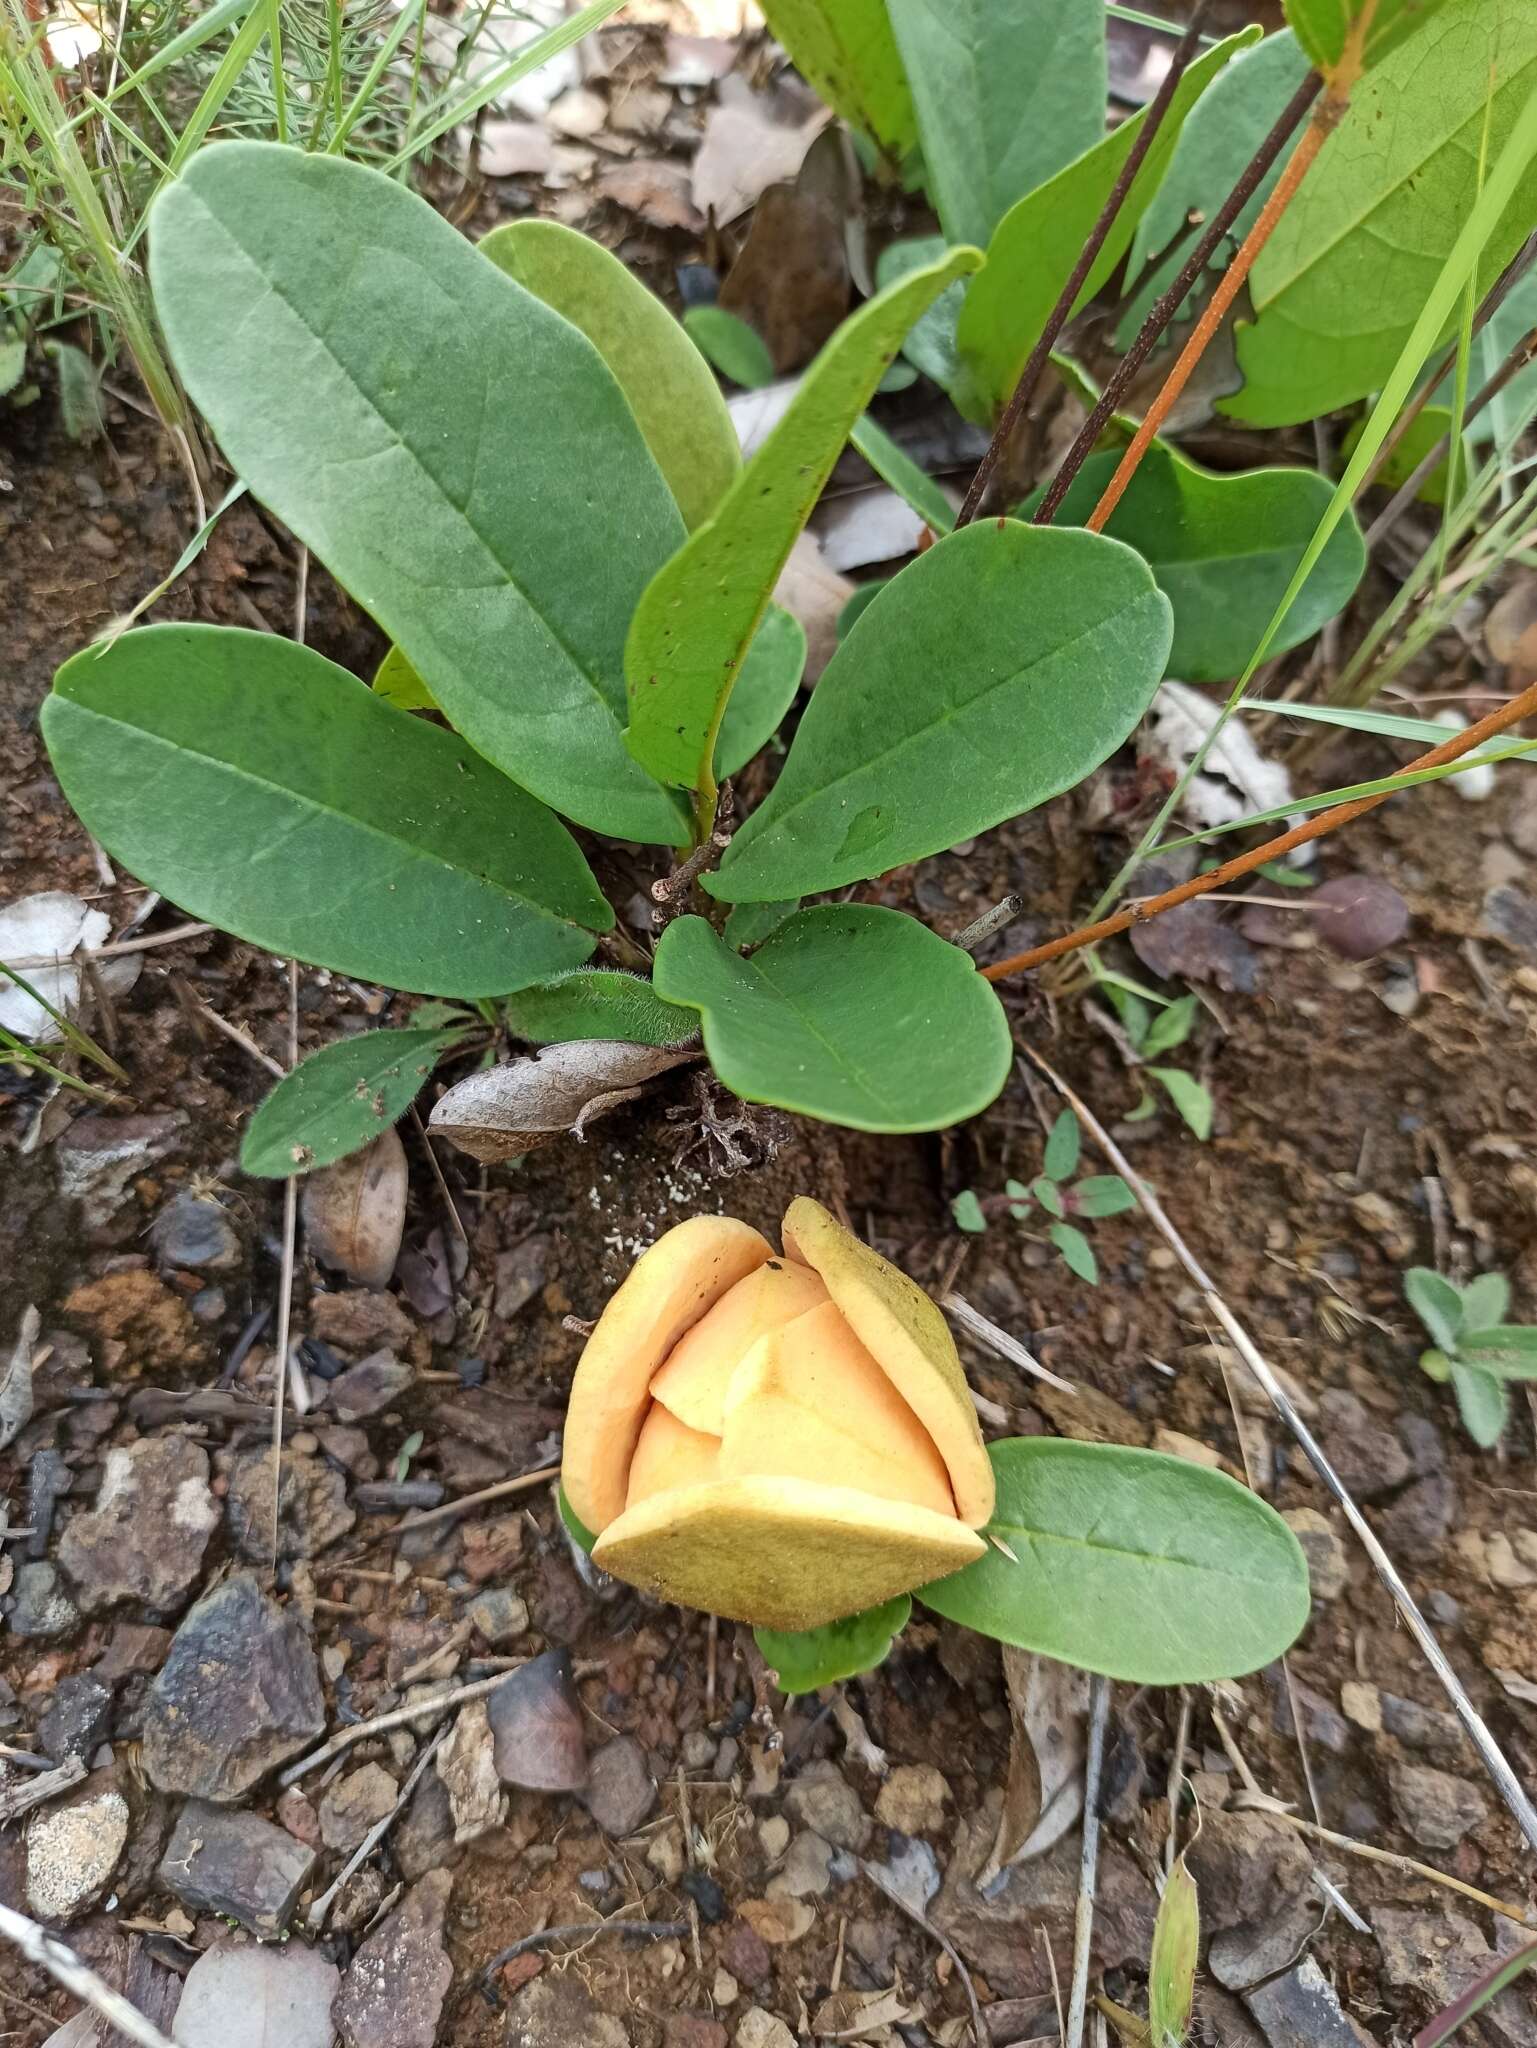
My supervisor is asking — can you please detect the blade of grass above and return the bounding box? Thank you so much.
[0,961,130,1082]
[327,0,426,155]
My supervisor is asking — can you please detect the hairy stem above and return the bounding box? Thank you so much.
[982,675,1537,981]
[953,0,1213,529]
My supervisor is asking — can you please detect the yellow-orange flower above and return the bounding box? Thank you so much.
[561,1198,995,1632]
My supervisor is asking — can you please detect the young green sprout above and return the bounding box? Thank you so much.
[1405,1268,1537,1447]
[951,1109,1137,1284]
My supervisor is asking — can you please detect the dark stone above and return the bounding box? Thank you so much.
[25,1449,70,1560]
[329,1349,413,1422]
[37,1673,112,1762]
[58,1436,217,1613]
[333,1869,453,2048]
[1311,874,1409,960]
[584,1735,656,1837]
[1378,1472,1458,1556]
[222,1446,356,1561]
[8,1561,79,1638]
[92,1622,172,1686]
[158,1798,316,1938]
[1243,1960,1365,2048]
[1185,1809,1317,1992]
[395,1768,459,1883]
[721,1921,773,1988]
[150,1191,241,1271]
[142,1571,325,1800]
[309,1289,415,1355]
[682,1870,727,1923]
[487,1650,587,1792]
[1380,1691,1466,1765]
[1484,884,1537,958]
[1388,1761,1487,1849]
[1317,1390,1411,1501]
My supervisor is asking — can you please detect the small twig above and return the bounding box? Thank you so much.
[280,1669,525,1785]
[0,1902,176,2048]
[398,1620,471,1686]
[294,544,309,644]
[391,1463,561,1537]
[271,957,300,1574]
[956,0,1215,528]
[1023,1046,1537,1857]
[944,1292,1076,1395]
[1164,1690,1191,1875]
[863,1861,985,2048]
[1066,1675,1112,2048]
[0,1757,85,1824]
[479,1918,689,1994]
[409,1102,469,1248]
[5,919,213,970]
[307,1724,449,1931]
[1257,1809,1536,1928]
[953,895,1023,952]
[1035,69,1324,528]
[984,675,1537,980]
[177,986,285,1077]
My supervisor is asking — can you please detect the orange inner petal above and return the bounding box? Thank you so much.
[649,1258,829,1434]
[626,1402,721,1509]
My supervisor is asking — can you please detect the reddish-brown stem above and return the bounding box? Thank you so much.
[1082,108,1331,533]
[981,676,1537,982]
[953,0,1213,529]
[1033,69,1322,528]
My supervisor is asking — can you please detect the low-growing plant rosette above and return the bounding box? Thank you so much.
[561,1200,1312,1691]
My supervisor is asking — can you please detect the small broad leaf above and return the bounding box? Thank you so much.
[1043,1108,1080,1181]
[754,0,919,164]
[429,1040,696,1161]
[1026,445,1365,684]
[150,143,687,842]
[241,1025,467,1178]
[43,625,610,997]
[1404,1267,1465,1352]
[624,246,980,794]
[1050,1220,1098,1284]
[918,1437,1311,1684]
[887,0,1105,248]
[1458,1272,1511,1329]
[372,643,437,712]
[1150,1067,1214,1141]
[1032,1177,1066,1220]
[1005,1177,1031,1221]
[1460,1327,1537,1377]
[652,907,1012,1134]
[755,1596,911,1695]
[1451,1361,1509,1447]
[957,30,1257,415]
[874,235,975,405]
[722,898,800,951]
[1072,1175,1138,1219]
[504,970,698,1048]
[1285,0,1455,75]
[715,606,807,777]
[480,219,739,532]
[951,1190,988,1234]
[1140,992,1198,1057]
[684,305,776,390]
[1150,1852,1201,2048]
[711,520,1171,902]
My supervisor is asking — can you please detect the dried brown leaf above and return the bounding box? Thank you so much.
[428,1042,694,1163]
[979,1649,1089,1884]
[301,1127,407,1288]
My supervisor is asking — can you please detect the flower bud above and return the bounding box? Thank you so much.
[561,1198,995,1631]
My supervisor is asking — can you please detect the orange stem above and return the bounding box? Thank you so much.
[982,677,1537,982]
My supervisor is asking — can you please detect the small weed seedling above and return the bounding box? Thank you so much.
[952,1108,1136,1284]
[1405,1268,1537,1447]
[1103,989,1214,1141]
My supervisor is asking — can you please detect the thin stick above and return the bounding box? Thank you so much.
[391,1463,560,1537]
[5,919,213,969]
[480,1918,689,1992]
[863,1861,985,2048]
[409,1102,469,1247]
[279,1668,526,1784]
[1263,1811,1536,1928]
[179,988,285,1077]
[944,1292,1076,1394]
[0,1757,85,1824]
[1066,1675,1112,2048]
[983,675,1537,981]
[1034,70,1323,528]
[0,1902,176,2048]
[953,894,1023,952]
[271,956,300,1572]
[307,1723,449,1930]
[1083,106,1332,534]
[1022,1047,1537,1857]
[954,0,1214,529]
[1164,1690,1190,1875]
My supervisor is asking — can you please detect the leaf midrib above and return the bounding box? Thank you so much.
[993,1518,1292,1587]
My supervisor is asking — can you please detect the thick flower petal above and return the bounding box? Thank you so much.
[591,1474,986,1632]
[627,1403,720,1508]
[782,1198,995,1526]
[563,1215,772,1530]
[649,1257,829,1433]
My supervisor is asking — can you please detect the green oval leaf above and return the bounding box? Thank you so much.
[504,969,698,1047]
[624,245,981,794]
[480,218,740,532]
[1026,445,1365,683]
[918,1438,1311,1683]
[42,624,610,997]
[241,1025,465,1178]
[711,520,1170,902]
[372,643,438,712]
[1404,1266,1465,1352]
[1451,1361,1509,1446]
[149,142,687,842]
[716,605,807,777]
[684,305,776,390]
[1043,1108,1080,1181]
[652,907,1011,1133]
[755,1597,911,1696]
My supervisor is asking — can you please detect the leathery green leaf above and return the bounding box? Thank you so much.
[755,0,919,165]
[1227,0,1537,427]
[755,1597,911,1695]
[504,969,698,1047]
[480,218,739,531]
[653,907,1011,1133]
[1285,0,1455,75]
[957,29,1256,416]
[711,520,1170,903]
[624,246,981,795]
[1027,444,1365,682]
[241,1025,466,1177]
[42,625,610,997]
[918,1438,1311,1683]
[887,0,1105,249]
[715,605,807,776]
[149,143,687,842]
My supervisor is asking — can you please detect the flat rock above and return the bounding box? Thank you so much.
[783,1761,869,1852]
[142,1571,325,1800]
[735,2011,795,2048]
[875,1764,948,1836]
[770,1830,831,1899]
[309,1289,415,1355]
[26,1778,128,1922]
[329,1349,413,1422]
[174,1939,340,2048]
[585,1735,656,1837]
[57,1113,186,1230]
[58,1435,218,1613]
[1281,1508,1348,1602]
[159,1798,316,1938]
[319,1762,399,1851]
[1389,1761,1487,1849]
[504,1974,631,2048]
[8,1561,80,1638]
[488,1650,587,1791]
[1380,1691,1466,1765]
[395,1769,458,1882]
[151,1191,241,1272]
[334,1868,453,2048]
[1243,1959,1365,2048]
[36,1672,112,1761]
[437,1699,505,1844]
[1379,1472,1458,1555]
[1186,1809,1316,1990]
[223,1446,356,1561]
[1316,1390,1411,1501]
[467,1587,528,1645]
